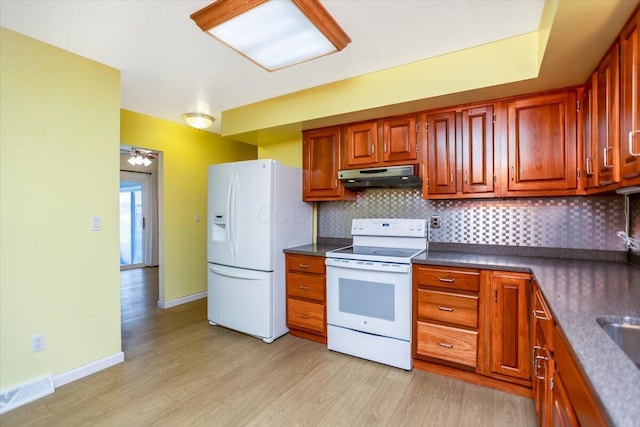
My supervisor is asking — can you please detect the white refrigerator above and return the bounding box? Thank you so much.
[207,159,312,343]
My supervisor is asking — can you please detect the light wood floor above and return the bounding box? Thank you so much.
[1,267,536,426]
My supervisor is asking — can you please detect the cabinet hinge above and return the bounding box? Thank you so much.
[576,101,580,112]
[577,168,581,179]
[493,174,497,183]
[550,377,554,390]
[492,113,496,124]
[416,123,420,133]
[426,178,429,186]
[425,123,429,133]
[416,142,420,152]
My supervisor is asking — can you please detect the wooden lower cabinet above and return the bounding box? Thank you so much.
[532,283,608,427]
[552,327,608,427]
[285,254,327,343]
[487,271,532,383]
[413,265,532,396]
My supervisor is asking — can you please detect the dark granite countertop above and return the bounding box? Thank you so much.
[284,243,639,426]
[414,251,640,427]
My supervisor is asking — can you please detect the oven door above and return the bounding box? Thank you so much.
[325,258,412,341]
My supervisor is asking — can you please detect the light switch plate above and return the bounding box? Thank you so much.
[91,216,102,231]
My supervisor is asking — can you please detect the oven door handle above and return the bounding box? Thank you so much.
[325,258,410,273]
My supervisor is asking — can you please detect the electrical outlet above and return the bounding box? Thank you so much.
[31,333,45,353]
[430,215,441,229]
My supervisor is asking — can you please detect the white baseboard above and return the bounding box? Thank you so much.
[53,351,124,388]
[158,291,207,309]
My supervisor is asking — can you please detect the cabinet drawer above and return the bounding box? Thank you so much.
[533,285,553,343]
[286,254,326,275]
[414,265,479,292]
[287,299,325,335]
[416,322,478,367]
[417,289,478,328]
[286,272,325,302]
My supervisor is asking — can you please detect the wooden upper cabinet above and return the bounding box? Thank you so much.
[382,115,418,162]
[461,105,495,195]
[582,78,598,190]
[488,271,531,382]
[620,8,640,182]
[424,105,496,198]
[425,111,457,195]
[302,127,353,201]
[505,90,578,193]
[595,43,620,187]
[343,121,378,167]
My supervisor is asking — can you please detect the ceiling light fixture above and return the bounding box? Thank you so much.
[182,112,215,130]
[127,149,155,167]
[190,0,351,71]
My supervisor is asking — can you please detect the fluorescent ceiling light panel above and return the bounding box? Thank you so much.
[190,0,350,71]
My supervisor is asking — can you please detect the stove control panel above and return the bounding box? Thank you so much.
[351,218,427,237]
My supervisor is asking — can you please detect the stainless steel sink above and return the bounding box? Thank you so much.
[596,316,640,369]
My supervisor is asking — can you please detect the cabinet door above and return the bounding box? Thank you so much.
[461,105,495,194]
[302,127,348,201]
[533,323,552,427]
[582,77,598,189]
[620,10,640,181]
[344,121,378,167]
[595,44,620,186]
[550,370,580,427]
[382,115,418,162]
[426,111,457,195]
[489,272,531,381]
[506,91,577,192]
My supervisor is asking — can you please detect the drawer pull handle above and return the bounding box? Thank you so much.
[438,277,455,283]
[299,285,310,290]
[438,306,454,312]
[299,314,310,319]
[298,264,310,268]
[534,354,549,380]
[532,309,550,321]
[437,342,454,349]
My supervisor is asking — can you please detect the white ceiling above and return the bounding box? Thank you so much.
[0,0,546,134]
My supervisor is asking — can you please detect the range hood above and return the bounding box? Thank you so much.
[339,165,421,190]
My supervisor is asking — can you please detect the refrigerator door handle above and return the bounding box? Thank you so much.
[208,265,265,281]
[225,174,234,255]
[230,172,239,256]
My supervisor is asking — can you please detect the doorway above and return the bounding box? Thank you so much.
[120,178,144,267]
[119,145,162,344]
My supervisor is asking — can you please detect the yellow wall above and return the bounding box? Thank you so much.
[257,139,302,168]
[221,32,540,137]
[120,110,257,302]
[0,28,121,388]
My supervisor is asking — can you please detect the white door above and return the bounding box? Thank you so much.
[208,163,234,266]
[208,263,273,339]
[232,160,274,271]
[326,259,412,341]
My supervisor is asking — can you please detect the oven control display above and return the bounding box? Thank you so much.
[351,218,426,237]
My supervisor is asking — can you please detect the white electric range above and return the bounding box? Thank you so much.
[325,218,427,370]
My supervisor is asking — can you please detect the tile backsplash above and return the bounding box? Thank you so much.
[318,189,631,252]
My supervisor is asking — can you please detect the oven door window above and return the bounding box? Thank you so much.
[339,278,394,321]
